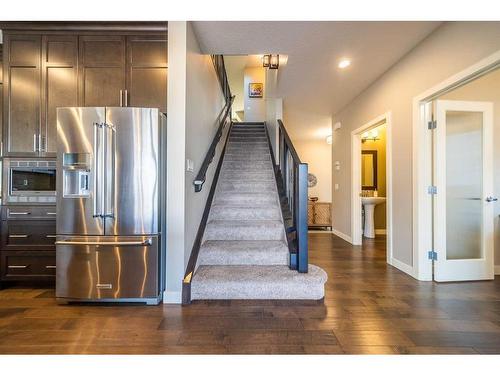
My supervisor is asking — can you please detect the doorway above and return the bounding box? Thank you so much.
[351,112,393,264]
[414,56,500,282]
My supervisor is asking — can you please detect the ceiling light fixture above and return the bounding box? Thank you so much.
[269,54,280,69]
[338,59,351,69]
[262,54,270,68]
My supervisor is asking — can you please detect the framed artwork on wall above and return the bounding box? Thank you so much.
[249,82,263,98]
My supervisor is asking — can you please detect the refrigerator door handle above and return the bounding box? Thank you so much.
[104,123,116,219]
[55,238,153,246]
[93,122,105,218]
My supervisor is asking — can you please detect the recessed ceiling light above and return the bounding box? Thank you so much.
[338,59,351,69]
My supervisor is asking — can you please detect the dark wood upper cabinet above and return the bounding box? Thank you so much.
[2,29,167,158]
[79,36,126,107]
[3,34,42,156]
[127,35,168,113]
[42,35,79,154]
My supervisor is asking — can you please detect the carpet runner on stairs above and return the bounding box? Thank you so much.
[191,122,327,300]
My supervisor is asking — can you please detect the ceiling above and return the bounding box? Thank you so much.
[192,21,442,140]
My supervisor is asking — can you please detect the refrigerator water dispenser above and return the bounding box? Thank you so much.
[62,153,91,198]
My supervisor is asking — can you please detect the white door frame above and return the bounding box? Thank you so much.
[412,50,500,281]
[351,112,393,264]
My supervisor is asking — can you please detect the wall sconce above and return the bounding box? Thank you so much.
[326,135,332,145]
[269,54,280,69]
[361,129,379,143]
[262,54,270,68]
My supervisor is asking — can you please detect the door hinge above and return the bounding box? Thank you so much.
[428,250,438,261]
[428,120,437,130]
[428,185,437,195]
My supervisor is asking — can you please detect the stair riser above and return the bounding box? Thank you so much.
[214,195,277,205]
[217,182,276,193]
[223,154,271,161]
[198,252,288,266]
[191,285,325,300]
[220,172,275,180]
[204,225,284,241]
[209,206,282,221]
[223,160,272,167]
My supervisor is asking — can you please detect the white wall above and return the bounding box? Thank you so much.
[294,139,332,202]
[332,22,500,269]
[165,21,225,303]
[244,67,266,122]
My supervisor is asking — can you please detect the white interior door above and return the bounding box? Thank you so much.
[434,100,494,282]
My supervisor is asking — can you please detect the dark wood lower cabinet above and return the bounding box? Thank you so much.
[1,251,56,281]
[0,207,56,284]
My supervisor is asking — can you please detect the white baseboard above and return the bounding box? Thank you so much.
[331,228,353,244]
[495,265,500,275]
[375,229,387,235]
[389,257,415,278]
[163,290,182,304]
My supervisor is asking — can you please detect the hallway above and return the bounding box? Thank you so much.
[0,233,499,354]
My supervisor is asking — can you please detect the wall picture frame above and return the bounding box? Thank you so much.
[248,82,263,98]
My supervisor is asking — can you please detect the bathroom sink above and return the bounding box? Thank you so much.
[361,197,386,238]
[361,197,386,205]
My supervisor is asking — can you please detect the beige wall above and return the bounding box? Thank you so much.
[295,139,332,202]
[165,21,225,302]
[361,124,387,229]
[332,22,500,267]
[244,67,266,122]
[440,68,500,266]
[185,21,226,267]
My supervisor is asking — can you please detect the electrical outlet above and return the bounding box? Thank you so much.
[186,159,194,172]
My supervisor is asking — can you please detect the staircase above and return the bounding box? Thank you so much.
[190,122,327,300]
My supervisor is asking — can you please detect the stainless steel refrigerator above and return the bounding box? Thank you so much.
[55,107,165,305]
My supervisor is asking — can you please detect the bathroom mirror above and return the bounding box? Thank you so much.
[361,150,378,190]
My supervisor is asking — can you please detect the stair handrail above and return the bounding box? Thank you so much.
[193,55,233,193]
[276,119,309,273]
[193,95,234,192]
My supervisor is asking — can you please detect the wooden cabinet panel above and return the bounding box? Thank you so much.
[127,35,167,112]
[1,220,56,251]
[3,35,42,156]
[8,38,41,66]
[43,36,78,154]
[8,67,40,154]
[79,36,125,107]
[1,251,56,281]
[129,68,167,112]
[81,38,125,66]
[82,67,124,107]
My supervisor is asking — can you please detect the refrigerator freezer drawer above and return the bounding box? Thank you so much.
[56,235,160,303]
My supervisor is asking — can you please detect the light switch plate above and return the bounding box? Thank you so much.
[335,184,339,190]
[186,159,194,172]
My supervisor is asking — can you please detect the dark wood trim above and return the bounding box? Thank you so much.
[361,150,378,190]
[0,22,168,33]
[182,121,234,305]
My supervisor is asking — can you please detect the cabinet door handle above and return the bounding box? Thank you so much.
[119,90,123,107]
[124,89,128,107]
[47,212,57,216]
[8,265,28,269]
[46,235,56,238]
[33,133,38,152]
[45,265,56,269]
[10,212,31,215]
[9,234,29,238]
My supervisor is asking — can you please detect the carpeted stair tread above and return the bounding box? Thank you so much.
[204,220,285,241]
[191,264,327,300]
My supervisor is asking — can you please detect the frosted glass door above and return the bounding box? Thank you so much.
[434,100,494,282]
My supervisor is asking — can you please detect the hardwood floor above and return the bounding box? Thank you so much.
[0,233,499,354]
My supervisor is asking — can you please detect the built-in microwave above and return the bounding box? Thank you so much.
[2,159,57,204]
